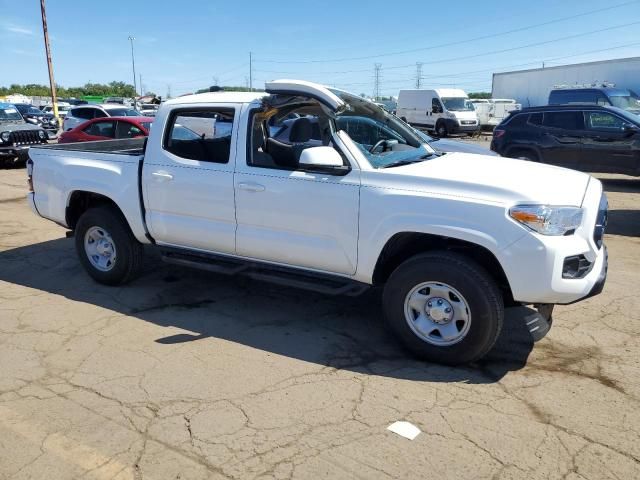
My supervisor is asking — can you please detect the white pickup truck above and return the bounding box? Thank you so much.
[27,80,608,365]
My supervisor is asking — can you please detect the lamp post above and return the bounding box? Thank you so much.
[128,35,138,96]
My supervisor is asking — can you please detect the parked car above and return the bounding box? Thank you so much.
[27,79,608,365]
[0,102,48,167]
[549,86,640,115]
[396,88,479,137]
[59,116,153,143]
[42,102,72,118]
[491,105,640,176]
[13,103,59,138]
[63,104,142,131]
[138,103,160,117]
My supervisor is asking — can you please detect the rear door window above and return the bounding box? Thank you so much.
[163,108,235,163]
[73,108,95,120]
[542,111,584,130]
[506,113,527,127]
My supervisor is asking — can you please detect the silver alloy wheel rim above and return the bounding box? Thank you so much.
[84,226,117,272]
[403,281,471,346]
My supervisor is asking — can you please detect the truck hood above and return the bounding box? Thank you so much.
[378,152,590,206]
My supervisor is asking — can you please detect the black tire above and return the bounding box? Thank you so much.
[509,149,539,162]
[382,251,504,365]
[435,121,448,138]
[74,206,143,286]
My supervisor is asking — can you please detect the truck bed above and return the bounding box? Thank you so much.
[37,137,146,155]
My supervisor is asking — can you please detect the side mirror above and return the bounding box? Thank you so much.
[622,123,639,136]
[298,146,350,175]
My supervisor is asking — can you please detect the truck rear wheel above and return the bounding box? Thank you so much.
[74,206,143,285]
[382,251,503,365]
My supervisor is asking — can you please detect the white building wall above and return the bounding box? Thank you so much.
[492,57,640,107]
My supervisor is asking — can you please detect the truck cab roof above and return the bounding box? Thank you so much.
[165,91,265,106]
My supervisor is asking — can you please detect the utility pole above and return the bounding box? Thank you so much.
[128,36,138,96]
[415,62,423,89]
[167,84,172,99]
[249,52,253,92]
[212,76,219,87]
[39,0,58,119]
[373,63,382,101]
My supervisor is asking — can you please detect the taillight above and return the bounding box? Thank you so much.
[27,158,34,192]
[493,129,506,138]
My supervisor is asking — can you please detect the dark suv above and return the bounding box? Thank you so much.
[491,105,640,176]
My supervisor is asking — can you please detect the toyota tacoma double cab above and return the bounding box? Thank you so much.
[27,80,608,365]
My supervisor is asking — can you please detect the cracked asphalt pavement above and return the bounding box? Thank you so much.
[1,168,639,479]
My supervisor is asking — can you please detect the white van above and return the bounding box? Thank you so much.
[469,98,521,129]
[396,88,479,137]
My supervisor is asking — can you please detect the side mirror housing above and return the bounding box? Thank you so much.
[622,123,639,135]
[298,146,350,175]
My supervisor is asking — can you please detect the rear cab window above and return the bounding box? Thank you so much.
[542,111,584,130]
[163,108,235,163]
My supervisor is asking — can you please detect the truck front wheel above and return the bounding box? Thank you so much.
[74,206,143,285]
[382,251,504,365]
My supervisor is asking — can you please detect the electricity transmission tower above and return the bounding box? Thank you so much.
[415,62,423,89]
[373,63,382,100]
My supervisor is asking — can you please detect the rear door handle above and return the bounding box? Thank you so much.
[237,182,265,192]
[151,171,173,181]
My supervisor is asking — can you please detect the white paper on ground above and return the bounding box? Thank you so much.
[387,421,421,440]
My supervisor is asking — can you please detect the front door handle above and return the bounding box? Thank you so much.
[152,171,173,181]
[237,182,265,192]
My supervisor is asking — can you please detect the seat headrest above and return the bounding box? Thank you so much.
[289,117,313,143]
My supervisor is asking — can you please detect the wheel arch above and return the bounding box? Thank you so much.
[505,145,541,162]
[372,231,515,306]
[66,190,128,231]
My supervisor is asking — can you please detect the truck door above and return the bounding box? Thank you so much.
[141,105,238,254]
[429,98,442,129]
[234,83,360,275]
[581,110,640,175]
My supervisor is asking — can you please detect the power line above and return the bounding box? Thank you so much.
[255,1,639,64]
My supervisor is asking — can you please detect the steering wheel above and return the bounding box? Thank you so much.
[369,139,389,154]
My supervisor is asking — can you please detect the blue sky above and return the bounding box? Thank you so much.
[0,0,639,97]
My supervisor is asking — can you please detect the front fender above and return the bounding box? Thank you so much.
[354,187,527,284]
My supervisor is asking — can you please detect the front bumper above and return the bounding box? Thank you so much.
[500,180,608,305]
[445,118,479,133]
[0,145,30,161]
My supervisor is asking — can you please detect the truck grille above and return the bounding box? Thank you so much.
[9,130,41,146]
[593,194,608,249]
[460,120,477,125]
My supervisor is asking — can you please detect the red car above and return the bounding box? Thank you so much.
[58,116,153,143]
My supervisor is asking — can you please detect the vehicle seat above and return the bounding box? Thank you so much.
[266,117,313,168]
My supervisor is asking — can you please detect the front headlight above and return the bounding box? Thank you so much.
[509,205,584,236]
[38,130,47,140]
[0,131,10,142]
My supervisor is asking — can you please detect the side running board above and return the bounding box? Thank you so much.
[160,248,368,296]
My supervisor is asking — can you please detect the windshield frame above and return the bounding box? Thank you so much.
[328,89,436,170]
[441,97,475,112]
